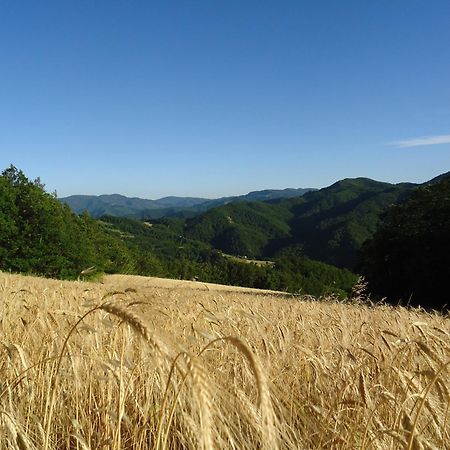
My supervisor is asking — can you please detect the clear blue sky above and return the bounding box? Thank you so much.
[1,0,449,198]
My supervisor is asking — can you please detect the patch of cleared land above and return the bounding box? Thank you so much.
[221,253,276,267]
[0,272,448,449]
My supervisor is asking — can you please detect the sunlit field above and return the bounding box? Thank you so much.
[0,272,448,449]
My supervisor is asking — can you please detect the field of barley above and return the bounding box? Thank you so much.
[0,272,448,449]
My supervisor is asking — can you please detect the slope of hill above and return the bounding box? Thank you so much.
[421,170,450,186]
[283,178,417,268]
[102,214,358,297]
[193,187,317,211]
[183,201,293,257]
[183,177,417,269]
[59,188,316,218]
[1,271,448,449]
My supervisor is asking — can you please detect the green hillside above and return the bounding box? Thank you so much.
[183,178,416,269]
[185,201,292,257]
[100,215,357,297]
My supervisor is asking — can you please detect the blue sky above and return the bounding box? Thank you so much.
[1,1,449,198]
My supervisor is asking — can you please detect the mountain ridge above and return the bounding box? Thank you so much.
[181,177,425,270]
[60,187,317,218]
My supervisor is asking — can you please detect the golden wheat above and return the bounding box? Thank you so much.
[0,272,448,449]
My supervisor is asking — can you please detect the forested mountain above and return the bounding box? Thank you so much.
[183,178,416,269]
[190,188,317,211]
[60,188,316,218]
[101,215,357,297]
[422,170,450,186]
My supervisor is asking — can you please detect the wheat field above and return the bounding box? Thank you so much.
[0,272,448,449]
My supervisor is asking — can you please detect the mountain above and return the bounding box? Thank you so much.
[59,193,210,218]
[189,188,317,212]
[183,177,418,269]
[151,196,211,208]
[59,188,316,218]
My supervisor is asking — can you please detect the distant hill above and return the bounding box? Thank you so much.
[183,177,418,269]
[59,188,316,218]
[59,193,210,217]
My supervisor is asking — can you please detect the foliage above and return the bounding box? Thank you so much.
[101,215,357,297]
[0,166,133,278]
[358,177,450,310]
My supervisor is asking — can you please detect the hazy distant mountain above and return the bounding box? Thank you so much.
[196,188,317,209]
[152,196,210,208]
[59,188,316,218]
[60,193,210,217]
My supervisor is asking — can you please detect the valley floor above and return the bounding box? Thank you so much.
[0,272,448,449]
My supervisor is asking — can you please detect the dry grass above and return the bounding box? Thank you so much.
[0,272,448,449]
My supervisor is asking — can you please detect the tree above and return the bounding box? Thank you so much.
[0,166,135,278]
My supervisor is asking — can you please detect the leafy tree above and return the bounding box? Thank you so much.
[0,166,135,278]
